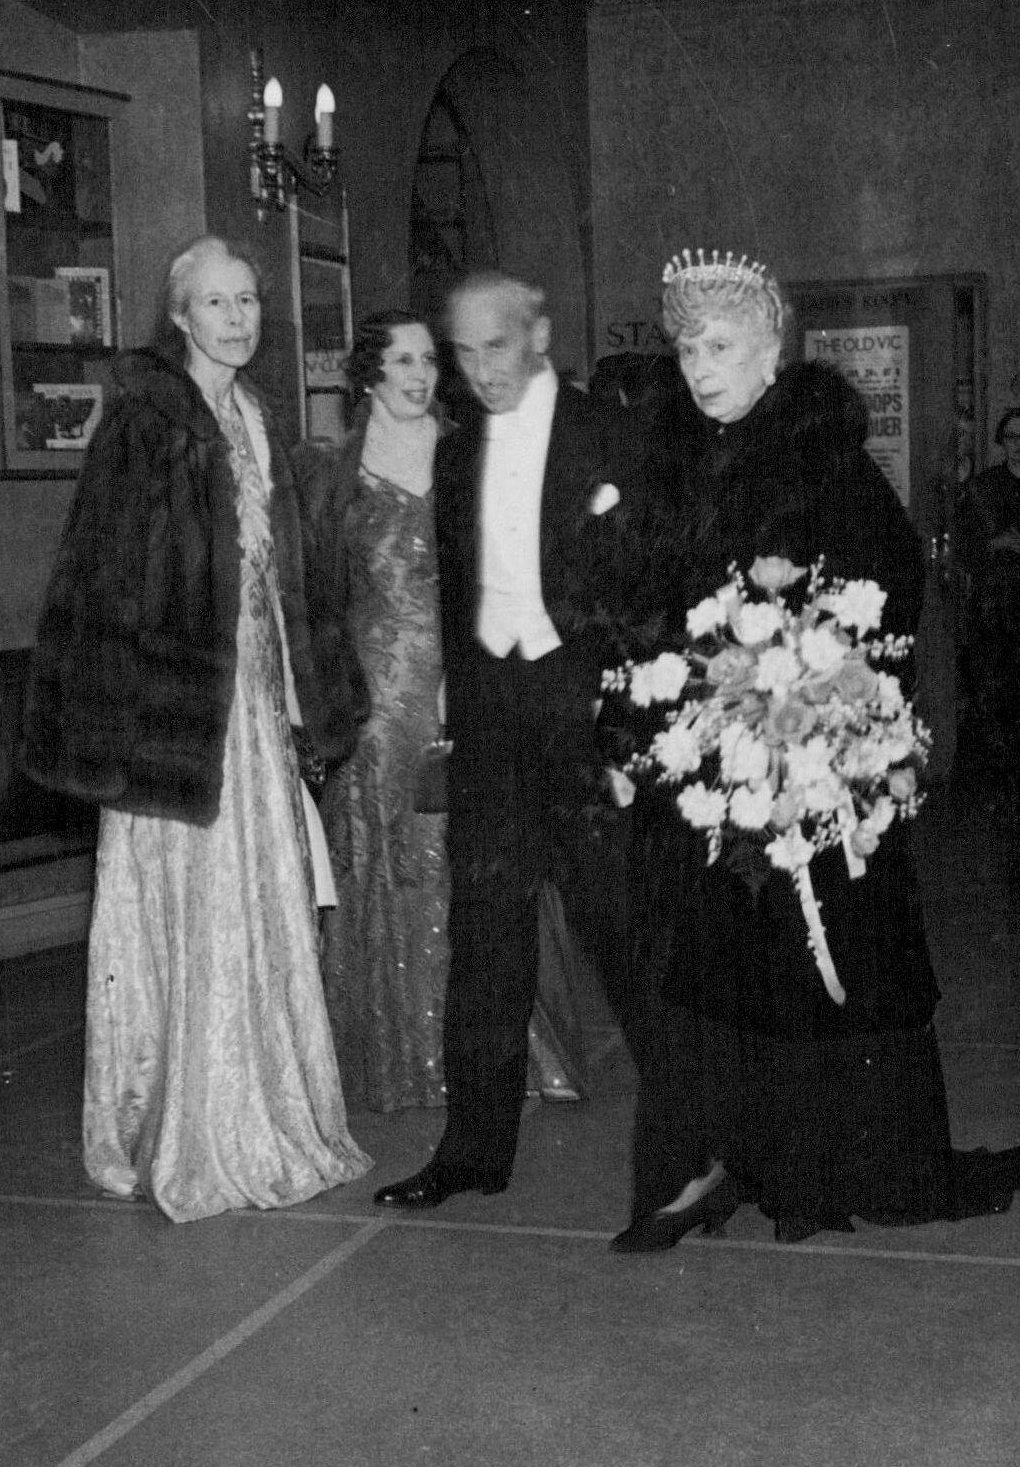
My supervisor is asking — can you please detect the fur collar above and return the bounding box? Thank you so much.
[716,359,869,459]
[113,348,268,439]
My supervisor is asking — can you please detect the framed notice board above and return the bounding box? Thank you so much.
[786,274,987,782]
[785,273,987,527]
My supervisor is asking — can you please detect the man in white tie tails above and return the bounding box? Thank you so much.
[374,270,639,1209]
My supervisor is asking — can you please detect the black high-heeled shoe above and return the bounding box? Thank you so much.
[610,1175,741,1254]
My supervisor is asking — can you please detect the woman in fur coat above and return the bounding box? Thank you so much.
[20,235,371,1221]
[610,248,1019,1252]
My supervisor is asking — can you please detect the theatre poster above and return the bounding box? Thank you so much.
[803,325,910,505]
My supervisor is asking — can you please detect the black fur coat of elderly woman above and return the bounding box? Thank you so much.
[20,236,370,1222]
[609,249,1020,1253]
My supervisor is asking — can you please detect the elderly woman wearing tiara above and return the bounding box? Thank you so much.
[611,248,1019,1251]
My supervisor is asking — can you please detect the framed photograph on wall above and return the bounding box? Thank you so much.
[55,266,112,346]
[30,382,103,449]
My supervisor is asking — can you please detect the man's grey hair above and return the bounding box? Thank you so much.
[445,271,547,332]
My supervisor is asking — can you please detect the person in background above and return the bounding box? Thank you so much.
[966,406,1020,549]
[956,405,1020,812]
[20,234,371,1222]
[609,247,1019,1252]
[305,310,585,1112]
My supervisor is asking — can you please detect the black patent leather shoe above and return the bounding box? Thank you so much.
[610,1175,741,1254]
[373,1162,509,1211]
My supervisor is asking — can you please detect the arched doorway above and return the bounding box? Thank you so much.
[409,49,590,377]
[410,83,498,323]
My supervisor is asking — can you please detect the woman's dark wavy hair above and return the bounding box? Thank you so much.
[993,405,1020,447]
[346,310,431,397]
[149,234,265,367]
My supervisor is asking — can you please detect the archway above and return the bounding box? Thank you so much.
[410,48,590,377]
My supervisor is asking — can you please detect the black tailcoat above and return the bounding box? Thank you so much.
[430,379,639,1177]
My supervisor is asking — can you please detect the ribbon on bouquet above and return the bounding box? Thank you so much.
[791,859,847,1006]
[768,821,847,1005]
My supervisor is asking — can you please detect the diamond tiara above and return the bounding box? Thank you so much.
[662,248,769,291]
[661,247,784,339]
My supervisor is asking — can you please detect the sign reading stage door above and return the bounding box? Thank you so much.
[803,326,910,506]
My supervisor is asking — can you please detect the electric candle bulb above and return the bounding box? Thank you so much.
[315,84,335,149]
[263,77,283,146]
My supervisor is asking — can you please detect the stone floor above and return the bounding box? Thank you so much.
[1,753,1018,1467]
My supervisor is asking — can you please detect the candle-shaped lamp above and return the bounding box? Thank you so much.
[315,84,335,150]
[263,77,283,146]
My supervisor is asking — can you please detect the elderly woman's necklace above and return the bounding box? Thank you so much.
[203,383,256,475]
[201,382,237,420]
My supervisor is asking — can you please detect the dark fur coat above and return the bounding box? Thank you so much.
[635,359,925,647]
[631,360,937,1036]
[21,350,364,823]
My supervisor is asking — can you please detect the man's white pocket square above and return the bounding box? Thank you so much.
[589,482,621,515]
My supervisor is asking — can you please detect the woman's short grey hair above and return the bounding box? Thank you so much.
[150,234,264,364]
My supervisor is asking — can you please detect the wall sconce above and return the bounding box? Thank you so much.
[248,47,340,220]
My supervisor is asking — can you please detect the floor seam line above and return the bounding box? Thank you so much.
[5,1194,1020,1270]
[51,1217,389,1467]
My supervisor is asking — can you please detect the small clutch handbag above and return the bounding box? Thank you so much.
[413,738,453,814]
[291,725,329,805]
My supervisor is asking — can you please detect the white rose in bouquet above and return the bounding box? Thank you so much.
[676,782,727,829]
[887,765,918,801]
[850,794,896,857]
[704,644,757,690]
[730,782,774,829]
[629,651,691,707]
[800,625,847,675]
[686,595,728,639]
[765,826,815,871]
[801,772,844,815]
[830,579,887,633]
[875,671,905,714]
[748,555,807,593]
[769,788,805,829]
[647,652,690,700]
[651,720,702,779]
[754,645,800,696]
[732,601,783,646]
[785,735,835,788]
[719,723,770,784]
[832,658,880,703]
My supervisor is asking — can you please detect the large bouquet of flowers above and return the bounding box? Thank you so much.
[602,556,931,1004]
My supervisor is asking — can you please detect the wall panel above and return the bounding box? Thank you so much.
[588,0,1020,441]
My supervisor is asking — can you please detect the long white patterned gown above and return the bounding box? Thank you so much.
[82,390,371,1222]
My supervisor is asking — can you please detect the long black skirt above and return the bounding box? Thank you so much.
[693,1013,1016,1227]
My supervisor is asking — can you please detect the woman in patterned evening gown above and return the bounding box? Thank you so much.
[21,236,370,1221]
[316,312,586,1111]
